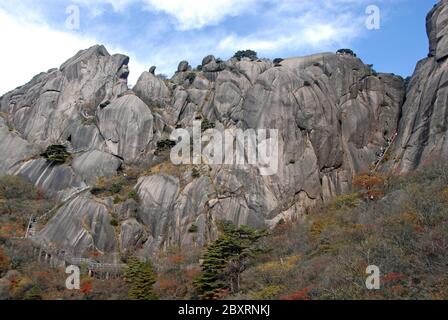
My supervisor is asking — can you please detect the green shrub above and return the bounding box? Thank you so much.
[156,140,176,153]
[191,168,200,179]
[188,224,199,233]
[337,48,357,57]
[0,176,36,200]
[251,285,283,300]
[91,186,106,196]
[114,196,123,204]
[201,118,215,132]
[330,193,360,210]
[273,58,284,66]
[233,50,258,61]
[40,145,71,164]
[110,219,119,227]
[23,286,42,300]
[186,72,196,84]
[109,182,123,194]
[128,190,139,202]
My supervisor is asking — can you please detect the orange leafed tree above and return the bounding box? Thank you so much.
[353,173,384,190]
[280,287,312,300]
[353,173,385,199]
[81,281,93,294]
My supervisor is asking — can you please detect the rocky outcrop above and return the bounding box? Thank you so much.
[0,118,37,174]
[119,218,145,254]
[37,196,117,257]
[133,71,171,107]
[14,158,87,200]
[97,94,156,163]
[3,2,448,260]
[388,0,448,172]
[72,150,123,185]
[0,45,129,148]
[136,174,180,254]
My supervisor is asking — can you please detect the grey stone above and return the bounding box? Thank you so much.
[177,60,190,73]
[37,195,117,257]
[97,94,155,163]
[72,150,122,185]
[13,158,87,200]
[133,71,171,107]
[119,218,145,253]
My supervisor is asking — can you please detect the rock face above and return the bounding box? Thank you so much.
[38,196,117,257]
[390,0,448,172]
[97,94,156,163]
[0,118,37,174]
[72,150,123,185]
[133,71,171,107]
[0,45,129,147]
[1,2,448,260]
[14,159,87,200]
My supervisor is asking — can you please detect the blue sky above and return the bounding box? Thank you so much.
[0,0,438,95]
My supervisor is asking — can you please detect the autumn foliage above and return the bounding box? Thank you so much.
[0,247,10,273]
[353,173,385,199]
[280,287,312,300]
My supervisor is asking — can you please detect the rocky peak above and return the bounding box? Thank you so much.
[0,3,447,260]
[427,0,448,61]
[389,0,448,172]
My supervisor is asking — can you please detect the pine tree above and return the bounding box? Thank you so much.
[193,221,267,299]
[124,257,158,300]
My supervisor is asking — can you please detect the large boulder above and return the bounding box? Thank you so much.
[37,195,117,257]
[119,218,145,253]
[72,150,123,185]
[136,174,180,238]
[13,158,87,200]
[97,94,156,163]
[133,71,171,108]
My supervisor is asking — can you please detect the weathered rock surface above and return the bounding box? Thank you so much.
[0,118,37,174]
[14,159,87,200]
[119,218,145,253]
[97,94,156,163]
[72,150,123,185]
[0,45,129,147]
[133,71,171,107]
[136,175,180,250]
[37,196,116,257]
[2,2,448,259]
[390,0,448,172]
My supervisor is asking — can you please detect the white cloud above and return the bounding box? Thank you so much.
[142,0,257,30]
[0,0,379,95]
[0,8,145,95]
[75,0,257,29]
[73,0,135,13]
[216,11,361,55]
